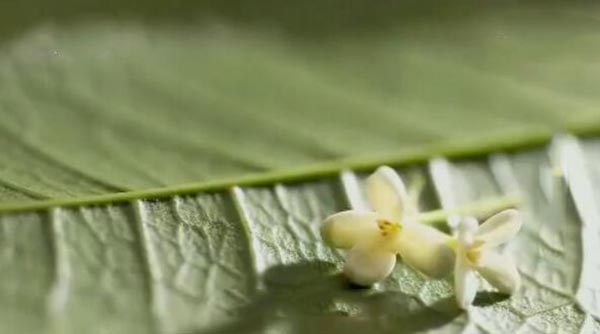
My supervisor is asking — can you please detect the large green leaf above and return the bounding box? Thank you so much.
[2,136,600,333]
[2,2,600,333]
[1,2,600,201]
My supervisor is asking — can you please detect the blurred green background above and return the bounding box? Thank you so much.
[0,0,599,201]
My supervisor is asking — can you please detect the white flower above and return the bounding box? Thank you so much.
[321,166,454,286]
[453,209,523,309]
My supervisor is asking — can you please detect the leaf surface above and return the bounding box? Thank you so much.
[2,3,600,333]
[1,137,600,333]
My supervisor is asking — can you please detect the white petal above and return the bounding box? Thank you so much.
[457,217,479,248]
[396,222,455,278]
[344,241,397,286]
[476,250,521,294]
[475,209,522,248]
[455,254,479,309]
[366,166,408,220]
[321,210,379,249]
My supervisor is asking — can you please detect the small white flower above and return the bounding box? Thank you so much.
[453,209,523,309]
[321,166,454,286]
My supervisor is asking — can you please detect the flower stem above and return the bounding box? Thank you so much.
[416,195,522,225]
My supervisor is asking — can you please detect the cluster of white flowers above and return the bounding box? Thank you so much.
[321,166,522,309]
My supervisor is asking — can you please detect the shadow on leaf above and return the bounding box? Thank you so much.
[472,291,510,307]
[0,0,493,45]
[195,260,462,334]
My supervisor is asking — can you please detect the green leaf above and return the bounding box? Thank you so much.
[1,2,600,201]
[2,136,600,333]
[2,2,600,333]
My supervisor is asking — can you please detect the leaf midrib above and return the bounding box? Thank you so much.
[1,122,599,214]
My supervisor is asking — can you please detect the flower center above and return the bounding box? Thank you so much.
[466,247,482,265]
[377,219,402,237]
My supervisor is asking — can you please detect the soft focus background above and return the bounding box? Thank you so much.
[1,0,600,201]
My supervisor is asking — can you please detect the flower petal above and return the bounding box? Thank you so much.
[476,250,521,294]
[366,166,408,220]
[475,209,522,248]
[321,210,379,249]
[457,217,479,247]
[396,222,455,278]
[344,240,397,286]
[455,254,479,309]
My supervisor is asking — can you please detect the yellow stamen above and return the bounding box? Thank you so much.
[466,248,482,265]
[377,219,402,237]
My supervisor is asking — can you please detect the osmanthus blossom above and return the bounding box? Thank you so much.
[452,210,523,309]
[320,166,455,286]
